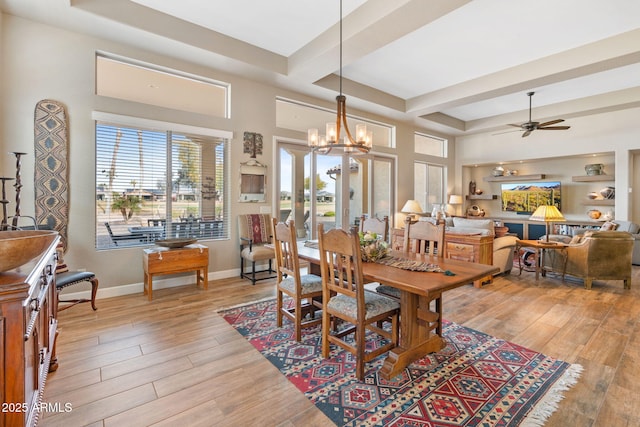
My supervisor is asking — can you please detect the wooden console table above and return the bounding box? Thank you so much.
[444,233,494,287]
[143,244,209,300]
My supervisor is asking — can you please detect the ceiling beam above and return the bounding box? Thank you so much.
[406,29,640,116]
[287,0,471,84]
[70,0,287,74]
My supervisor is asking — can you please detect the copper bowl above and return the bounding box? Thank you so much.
[0,230,58,272]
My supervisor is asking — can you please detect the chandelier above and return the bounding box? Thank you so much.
[307,0,372,155]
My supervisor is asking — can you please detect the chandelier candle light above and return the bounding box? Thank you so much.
[308,0,372,155]
[529,205,566,243]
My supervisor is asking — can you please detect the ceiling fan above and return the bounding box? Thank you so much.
[508,91,570,137]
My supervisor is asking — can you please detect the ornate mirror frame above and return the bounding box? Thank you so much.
[239,160,267,203]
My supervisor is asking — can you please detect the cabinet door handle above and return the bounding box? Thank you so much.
[40,349,46,365]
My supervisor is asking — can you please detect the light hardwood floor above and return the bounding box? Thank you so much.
[42,267,640,427]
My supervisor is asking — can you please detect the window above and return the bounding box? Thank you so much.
[415,132,446,157]
[414,162,445,214]
[96,53,230,118]
[95,113,230,250]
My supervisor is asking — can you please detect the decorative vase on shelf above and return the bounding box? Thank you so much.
[585,163,604,176]
[599,186,615,199]
[587,209,602,220]
[492,166,505,177]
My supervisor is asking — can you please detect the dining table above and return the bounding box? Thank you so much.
[297,244,500,380]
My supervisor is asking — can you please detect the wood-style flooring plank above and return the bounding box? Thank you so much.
[41,266,640,427]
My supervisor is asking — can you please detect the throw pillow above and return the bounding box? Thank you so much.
[600,221,619,231]
[569,235,583,245]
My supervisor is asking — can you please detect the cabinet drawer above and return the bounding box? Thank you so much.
[446,242,476,262]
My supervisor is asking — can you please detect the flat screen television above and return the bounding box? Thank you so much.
[501,181,561,214]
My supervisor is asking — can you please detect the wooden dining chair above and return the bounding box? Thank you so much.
[359,215,389,241]
[272,218,323,341]
[317,224,400,380]
[404,220,446,255]
[377,220,446,335]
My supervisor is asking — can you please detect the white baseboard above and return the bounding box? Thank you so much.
[58,268,241,302]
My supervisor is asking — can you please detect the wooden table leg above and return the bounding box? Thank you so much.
[147,274,153,301]
[379,291,446,380]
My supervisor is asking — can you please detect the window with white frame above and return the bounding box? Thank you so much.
[415,132,446,157]
[96,53,230,118]
[95,115,229,250]
[414,162,445,215]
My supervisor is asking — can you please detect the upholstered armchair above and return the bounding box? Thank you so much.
[543,231,633,289]
[238,213,276,285]
[492,235,518,275]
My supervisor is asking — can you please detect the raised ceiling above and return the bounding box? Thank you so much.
[2,0,640,136]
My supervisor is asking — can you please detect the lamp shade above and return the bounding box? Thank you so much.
[401,200,423,214]
[529,205,565,222]
[448,195,463,205]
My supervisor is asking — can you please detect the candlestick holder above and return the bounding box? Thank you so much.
[11,152,27,229]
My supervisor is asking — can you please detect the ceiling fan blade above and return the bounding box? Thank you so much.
[537,119,564,127]
[522,130,532,138]
[507,124,522,128]
[493,129,523,135]
[538,126,571,130]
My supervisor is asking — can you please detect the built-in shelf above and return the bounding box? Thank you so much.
[483,174,546,182]
[572,175,614,182]
[466,194,498,200]
[583,199,615,206]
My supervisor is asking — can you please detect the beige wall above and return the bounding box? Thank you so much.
[0,13,454,295]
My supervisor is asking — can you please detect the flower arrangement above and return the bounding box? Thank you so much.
[358,231,389,262]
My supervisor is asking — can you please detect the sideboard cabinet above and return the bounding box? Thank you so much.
[444,233,494,287]
[0,236,59,427]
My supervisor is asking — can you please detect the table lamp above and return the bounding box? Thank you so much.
[529,205,565,242]
[401,199,423,222]
[448,194,463,216]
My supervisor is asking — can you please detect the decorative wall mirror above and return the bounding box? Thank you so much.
[239,160,267,202]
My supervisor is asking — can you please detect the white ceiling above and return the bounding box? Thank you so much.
[2,0,640,136]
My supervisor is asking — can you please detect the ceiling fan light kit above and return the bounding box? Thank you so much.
[508,91,571,138]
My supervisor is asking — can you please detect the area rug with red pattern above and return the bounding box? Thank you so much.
[220,298,582,426]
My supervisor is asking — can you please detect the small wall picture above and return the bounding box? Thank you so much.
[243,132,263,158]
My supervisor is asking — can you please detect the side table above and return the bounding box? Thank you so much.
[516,239,567,280]
[143,244,209,300]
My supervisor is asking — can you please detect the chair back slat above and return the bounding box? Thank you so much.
[404,220,445,256]
[360,215,389,242]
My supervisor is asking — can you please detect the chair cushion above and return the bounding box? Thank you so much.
[56,271,96,289]
[279,274,322,295]
[375,284,400,299]
[241,245,275,262]
[327,286,399,319]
